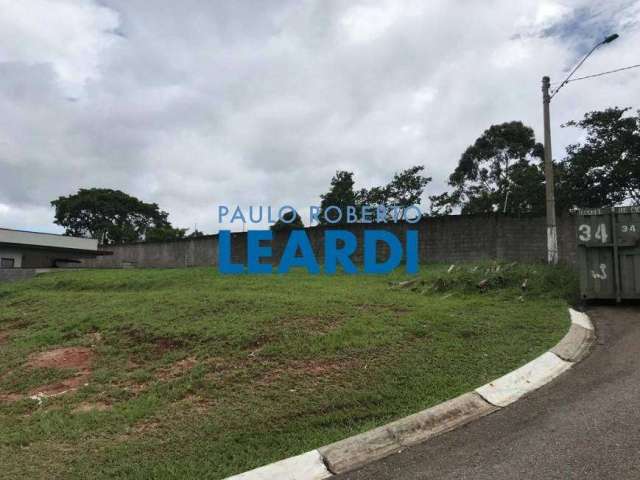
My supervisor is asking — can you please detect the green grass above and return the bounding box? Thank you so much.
[0,263,577,479]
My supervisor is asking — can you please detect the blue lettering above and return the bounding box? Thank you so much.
[218,205,229,222]
[230,206,246,223]
[364,230,402,274]
[247,230,272,273]
[325,230,357,274]
[277,230,320,274]
[219,230,244,273]
[405,230,418,274]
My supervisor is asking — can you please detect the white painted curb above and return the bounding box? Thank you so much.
[225,450,331,480]
[569,308,594,330]
[224,308,594,479]
[475,352,572,407]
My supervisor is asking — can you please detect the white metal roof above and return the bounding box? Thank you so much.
[0,228,98,251]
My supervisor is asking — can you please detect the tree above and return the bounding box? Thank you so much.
[187,229,206,238]
[271,210,304,232]
[318,167,431,224]
[319,171,358,225]
[358,166,432,218]
[430,121,545,216]
[145,225,187,242]
[51,188,184,244]
[556,107,640,209]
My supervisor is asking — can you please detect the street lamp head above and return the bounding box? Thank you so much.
[603,33,619,44]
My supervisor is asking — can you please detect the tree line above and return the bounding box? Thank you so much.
[317,106,640,222]
[50,106,639,243]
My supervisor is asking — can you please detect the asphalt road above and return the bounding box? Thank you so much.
[335,306,640,480]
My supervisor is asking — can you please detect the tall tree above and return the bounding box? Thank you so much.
[358,166,432,218]
[319,171,358,224]
[271,210,304,232]
[51,188,185,244]
[430,121,545,216]
[319,167,431,224]
[557,107,640,209]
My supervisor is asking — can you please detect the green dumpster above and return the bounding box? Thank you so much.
[577,206,640,301]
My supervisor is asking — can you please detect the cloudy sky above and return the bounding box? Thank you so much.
[1,0,639,234]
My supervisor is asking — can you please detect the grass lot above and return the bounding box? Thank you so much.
[0,263,577,479]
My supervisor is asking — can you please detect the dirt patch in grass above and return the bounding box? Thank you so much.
[174,394,217,415]
[27,347,92,370]
[259,358,359,385]
[0,392,23,402]
[0,331,9,345]
[288,316,344,335]
[72,401,112,414]
[0,347,95,400]
[119,327,187,355]
[156,356,198,380]
[85,332,103,345]
[29,374,90,397]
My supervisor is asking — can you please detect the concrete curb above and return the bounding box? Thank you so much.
[551,323,595,362]
[475,352,573,407]
[225,450,332,480]
[319,392,498,474]
[224,308,594,479]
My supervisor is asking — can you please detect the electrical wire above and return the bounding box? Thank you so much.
[550,42,603,98]
[565,63,640,83]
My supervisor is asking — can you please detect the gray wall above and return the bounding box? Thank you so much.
[78,214,578,269]
[0,269,37,283]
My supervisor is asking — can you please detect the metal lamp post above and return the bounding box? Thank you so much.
[542,33,619,264]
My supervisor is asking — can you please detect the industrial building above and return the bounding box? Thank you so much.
[0,228,106,269]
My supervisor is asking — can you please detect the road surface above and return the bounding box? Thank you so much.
[335,306,640,480]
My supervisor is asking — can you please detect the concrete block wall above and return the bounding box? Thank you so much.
[0,269,37,283]
[78,214,578,269]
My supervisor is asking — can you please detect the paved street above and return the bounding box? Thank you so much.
[336,306,640,480]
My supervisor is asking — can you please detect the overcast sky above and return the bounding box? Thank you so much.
[1,0,639,234]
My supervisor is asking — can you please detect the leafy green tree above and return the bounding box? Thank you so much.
[430,121,544,216]
[145,225,187,242]
[319,167,431,224]
[319,171,358,224]
[358,166,432,218]
[51,188,184,244]
[271,210,304,232]
[557,107,640,208]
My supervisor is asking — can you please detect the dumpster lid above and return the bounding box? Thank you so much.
[577,206,640,216]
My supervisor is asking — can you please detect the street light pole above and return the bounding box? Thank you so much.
[541,33,619,265]
[542,76,557,264]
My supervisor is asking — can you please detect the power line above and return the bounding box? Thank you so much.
[550,42,603,97]
[565,63,640,83]
[549,34,620,98]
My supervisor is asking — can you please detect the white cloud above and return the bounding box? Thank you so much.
[534,1,572,26]
[340,1,405,43]
[0,0,639,234]
[0,0,120,95]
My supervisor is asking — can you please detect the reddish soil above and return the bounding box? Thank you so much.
[0,331,9,345]
[27,348,93,397]
[27,347,92,370]
[0,347,95,402]
[29,373,90,397]
[0,393,23,402]
[258,358,358,385]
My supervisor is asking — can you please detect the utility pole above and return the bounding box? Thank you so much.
[540,34,619,264]
[542,76,558,264]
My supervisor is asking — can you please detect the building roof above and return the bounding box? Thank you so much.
[0,228,99,252]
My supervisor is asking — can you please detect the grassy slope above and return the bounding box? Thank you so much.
[0,263,576,479]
